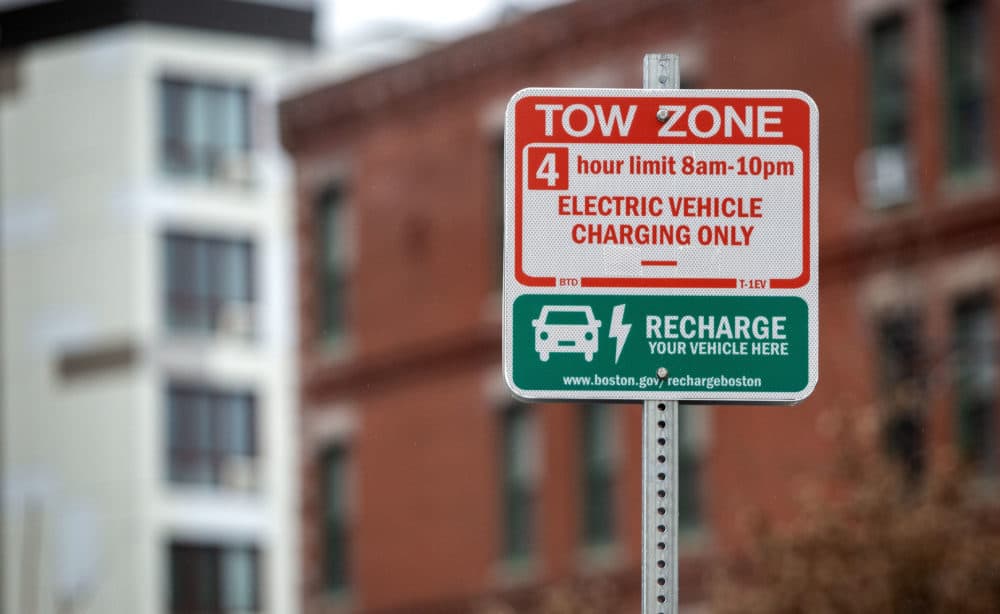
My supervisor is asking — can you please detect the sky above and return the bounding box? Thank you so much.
[320,0,566,46]
[0,0,566,48]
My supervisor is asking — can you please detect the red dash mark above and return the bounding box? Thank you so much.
[641,260,679,266]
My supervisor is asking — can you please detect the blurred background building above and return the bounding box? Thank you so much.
[0,0,997,612]
[281,0,999,612]
[1,1,314,613]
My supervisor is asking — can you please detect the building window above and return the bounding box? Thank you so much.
[169,542,260,613]
[678,405,705,532]
[494,136,505,291]
[876,311,926,481]
[321,445,351,593]
[870,15,908,151]
[581,403,616,547]
[164,233,255,336]
[501,403,538,561]
[943,0,989,176]
[867,13,911,205]
[167,384,256,490]
[316,184,349,341]
[160,77,252,182]
[953,295,996,472]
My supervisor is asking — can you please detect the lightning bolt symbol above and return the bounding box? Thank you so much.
[608,304,631,364]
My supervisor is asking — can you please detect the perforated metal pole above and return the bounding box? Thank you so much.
[642,53,679,614]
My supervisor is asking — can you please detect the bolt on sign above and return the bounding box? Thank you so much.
[501,89,819,402]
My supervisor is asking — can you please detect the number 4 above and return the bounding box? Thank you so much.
[535,152,560,187]
[526,147,567,190]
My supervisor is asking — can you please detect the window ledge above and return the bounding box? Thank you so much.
[160,151,261,193]
[864,194,914,212]
[161,329,259,349]
[310,590,354,614]
[492,555,539,589]
[303,587,358,614]
[577,541,625,574]
[968,473,1000,501]
[678,527,711,554]
[316,335,355,364]
[162,173,259,191]
[939,167,997,204]
[162,484,263,503]
[166,462,262,496]
[481,290,502,323]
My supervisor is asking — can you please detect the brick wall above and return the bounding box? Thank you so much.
[283,0,1000,610]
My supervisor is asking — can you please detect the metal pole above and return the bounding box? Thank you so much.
[642,53,679,614]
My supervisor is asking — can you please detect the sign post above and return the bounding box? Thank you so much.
[502,55,819,612]
[641,53,680,614]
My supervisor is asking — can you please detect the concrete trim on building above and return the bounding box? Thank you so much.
[0,0,315,50]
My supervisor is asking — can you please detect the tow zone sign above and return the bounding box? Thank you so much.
[501,89,818,403]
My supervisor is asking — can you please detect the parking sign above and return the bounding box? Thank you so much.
[502,88,819,402]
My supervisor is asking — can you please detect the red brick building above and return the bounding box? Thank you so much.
[281,0,1000,611]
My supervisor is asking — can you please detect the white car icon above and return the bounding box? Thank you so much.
[532,305,602,362]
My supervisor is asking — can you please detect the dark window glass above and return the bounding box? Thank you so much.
[877,311,926,480]
[164,233,254,335]
[322,445,351,593]
[161,78,252,181]
[953,295,996,471]
[870,15,908,149]
[317,185,348,340]
[501,404,536,559]
[943,0,989,174]
[678,405,703,532]
[169,542,259,613]
[494,137,504,290]
[167,384,256,489]
[581,403,616,546]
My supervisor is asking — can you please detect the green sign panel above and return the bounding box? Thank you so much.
[509,294,808,399]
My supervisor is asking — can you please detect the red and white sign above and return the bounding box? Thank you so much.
[505,89,817,291]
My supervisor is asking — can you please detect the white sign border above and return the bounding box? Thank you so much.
[501,88,819,404]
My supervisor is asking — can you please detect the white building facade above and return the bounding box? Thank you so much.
[0,2,313,612]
